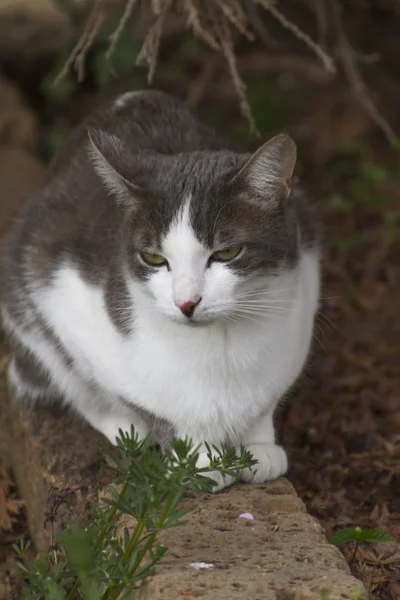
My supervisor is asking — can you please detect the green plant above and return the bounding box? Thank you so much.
[319,585,365,599]
[328,141,400,254]
[13,428,256,599]
[328,526,395,562]
[329,157,392,213]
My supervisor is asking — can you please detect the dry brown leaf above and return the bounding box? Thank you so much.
[0,459,24,532]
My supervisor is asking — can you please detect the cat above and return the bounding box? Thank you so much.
[1,90,320,491]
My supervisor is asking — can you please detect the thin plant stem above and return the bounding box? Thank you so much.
[66,481,129,600]
[106,493,177,600]
[351,540,359,563]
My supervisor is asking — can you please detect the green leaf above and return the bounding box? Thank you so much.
[328,528,360,545]
[329,194,353,212]
[361,163,390,183]
[44,579,66,600]
[16,560,28,572]
[358,528,395,543]
[45,125,70,159]
[329,526,395,545]
[21,586,34,600]
[58,524,95,577]
[82,578,103,600]
[340,140,367,155]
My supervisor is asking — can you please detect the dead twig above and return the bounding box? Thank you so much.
[53,0,396,143]
[245,0,283,49]
[106,0,139,70]
[329,0,398,148]
[236,52,334,84]
[254,0,336,74]
[75,1,105,82]
[55,0,105,84]
[136,0,172,83]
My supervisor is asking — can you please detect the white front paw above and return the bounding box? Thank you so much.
[196,451,236,493]
[240,443,288,483]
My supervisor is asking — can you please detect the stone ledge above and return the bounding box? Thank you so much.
[137,483,366,599]
[0,382,367,599]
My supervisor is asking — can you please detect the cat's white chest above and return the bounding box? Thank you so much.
[128,252,318,439]
[34,251,319,443]
[126,315,279,439]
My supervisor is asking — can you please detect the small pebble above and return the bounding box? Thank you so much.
[239,512,254,520]
[188,562,214,570]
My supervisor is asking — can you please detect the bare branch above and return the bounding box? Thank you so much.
[254,0,336,74]
[106,0,139,69]
[52,0,396,143]
[330,0,398,147]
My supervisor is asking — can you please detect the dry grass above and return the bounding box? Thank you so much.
[56,0,397,143]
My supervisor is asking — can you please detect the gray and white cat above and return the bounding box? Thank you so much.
[1,90,320,491]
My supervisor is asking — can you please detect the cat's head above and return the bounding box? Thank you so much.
[89,130,300,325]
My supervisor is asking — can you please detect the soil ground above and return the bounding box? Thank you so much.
[1,5,400,598]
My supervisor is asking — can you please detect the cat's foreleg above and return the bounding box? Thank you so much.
[240,410,288,483]
[74,398,151,446]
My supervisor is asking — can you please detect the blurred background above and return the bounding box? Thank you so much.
[0,1,399,598]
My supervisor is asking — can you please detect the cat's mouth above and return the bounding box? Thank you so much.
[179,317,210,327]
[167,312,213,327]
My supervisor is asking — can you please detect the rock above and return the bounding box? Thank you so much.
[0,380,366,598]
[0,147,47,239]
[0,0,71,57]
[0,77,40,154]
[137,482,367,600]
[0,379,109,553]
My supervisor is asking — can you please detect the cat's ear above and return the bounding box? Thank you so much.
[87,128,142,206]
[235,134,297,200]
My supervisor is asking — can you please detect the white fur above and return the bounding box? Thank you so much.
[113,91,143,110]
[5,199,319,491]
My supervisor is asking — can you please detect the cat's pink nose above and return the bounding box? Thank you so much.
[175,296,202,318]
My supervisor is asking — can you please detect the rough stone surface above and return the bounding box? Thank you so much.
[0,77,40,153]
[137,482,366,600]
[0,381,109,552]
[0,148,47,240]
[0,384,367,599]
[0,1,70,57]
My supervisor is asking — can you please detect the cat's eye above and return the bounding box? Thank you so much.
[212,247,242,262]
[140,252,168,267]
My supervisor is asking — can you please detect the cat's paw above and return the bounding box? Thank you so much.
[196,451,236,493]
[240,443,288,483]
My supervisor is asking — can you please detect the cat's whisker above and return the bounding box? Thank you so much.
[316,311,339,333]
[231,309,289,324]
[230,311,287,326]
[234,302,295,311]
[221,313,243,327]
[312,324,326,352]
[235,299,294,305]
[230,312,264,325]
[314,314,332,334]
[234,301,294,307]
[319,295,340,301]
[234,288,295,298]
